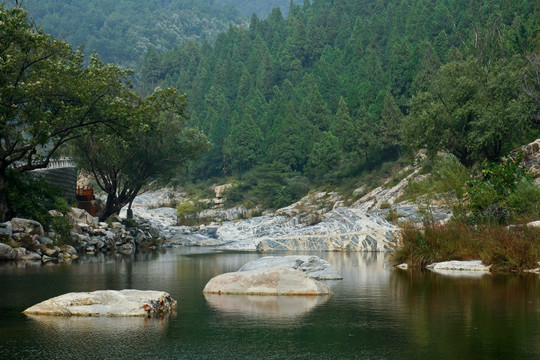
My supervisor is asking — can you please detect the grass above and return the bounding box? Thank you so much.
[392,222,540,273]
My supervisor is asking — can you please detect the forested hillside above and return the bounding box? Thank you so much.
[215,0,303,17]
[18,0,540,209]
[142,0,539,195]
[21,0,246,77]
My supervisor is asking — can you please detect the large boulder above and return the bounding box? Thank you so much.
[0,242,17,260]
[238,255,343,280]
[23,290,177,317]
[426,260,491,272]
[0,222,13,237]
[202,268,333,296]
[426,260,491,277]
[10,218,44,236]
[68,208,94,224]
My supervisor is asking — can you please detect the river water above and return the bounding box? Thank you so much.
[0,248,538,359]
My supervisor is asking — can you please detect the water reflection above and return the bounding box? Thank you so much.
[25,313,171,335]
[1,248,539,359]
[426,268,491,278]
[204,293,331,319]
[389,270,540,358]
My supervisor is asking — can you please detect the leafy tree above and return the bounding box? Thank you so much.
[223,111,263,173]
[404,56,536,166]
[331,97,356,153]
[71,88,209,221]
[378,91,403,159]
[306,131,342,178]
[0,6,132,221]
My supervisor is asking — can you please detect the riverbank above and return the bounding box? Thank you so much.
[0,208,164,263]
[392,222,540,273]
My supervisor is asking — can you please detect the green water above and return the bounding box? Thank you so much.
[0,248,538,359]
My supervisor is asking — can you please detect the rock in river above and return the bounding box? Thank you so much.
[23,290,177,317]
[203,268,333,296]
[238,255,343,280]
[426,260,491,277]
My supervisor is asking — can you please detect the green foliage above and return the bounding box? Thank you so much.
[466,153,539,224]
[0,6,140,221]
[19,0,540,209]
[393,223,540,272]
[224,164,310,209]
[71,87,210,221]
[176,200,199,225]
[404,56,536,166]
[305,131,342,178]
[23,0,246,75]
[5,169,67,231]
[404,153,539,225]
[50,215,77,247]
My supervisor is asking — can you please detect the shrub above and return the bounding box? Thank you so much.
[392,222,540,272]
[466,153,537,224]
[5,169,69,230]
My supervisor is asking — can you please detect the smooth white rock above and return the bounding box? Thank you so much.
[238,255,342,280]
[527,220,540,228]
[426,260,491,272]
[23,290,177,317]
[203,268,333,296]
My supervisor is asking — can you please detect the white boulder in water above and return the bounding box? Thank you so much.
[203,268,333,296]
[238,255,343,280]
[426,260,491,271]
[23,290,177,317]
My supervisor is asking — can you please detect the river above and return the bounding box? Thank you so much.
[0,248,538,359]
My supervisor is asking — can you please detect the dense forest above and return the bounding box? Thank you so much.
[18,0,540,208]
[215,0,303,17]
[22,0,304,77]
[135,0,539,202]
[22,0,246,76]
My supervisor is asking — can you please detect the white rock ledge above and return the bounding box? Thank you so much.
[203,268,333,296]
[426,260,491,272]
[23,290,177,317]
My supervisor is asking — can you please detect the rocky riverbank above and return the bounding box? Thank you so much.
[0,208,164,263]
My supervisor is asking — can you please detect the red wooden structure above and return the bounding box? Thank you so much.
[77,185,97,216]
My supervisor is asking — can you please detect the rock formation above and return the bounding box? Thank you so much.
[238,255,343,280]
[203,268,333,295]
[23,290,177,317]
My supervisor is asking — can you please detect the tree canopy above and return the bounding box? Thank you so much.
[71,88,209,221]
[137,0,538,183]
[0,6,209,221]
[0,6,135,221]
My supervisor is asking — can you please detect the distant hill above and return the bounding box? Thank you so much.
[22,0,247,72]
[215,0,303,18]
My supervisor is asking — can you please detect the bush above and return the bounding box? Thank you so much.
[50,216,77,247]
[466,153,537,224]
[481,226,540,272]
[392,222,540,272]
[5,169,69,231]
[176,200,199,225]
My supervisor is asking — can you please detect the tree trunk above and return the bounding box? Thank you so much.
[98,193,121,222]
[127,199,134,219]
[0,168,9,222]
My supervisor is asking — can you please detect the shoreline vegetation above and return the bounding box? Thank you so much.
[392,222,540,273]
[391,149,540,274]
